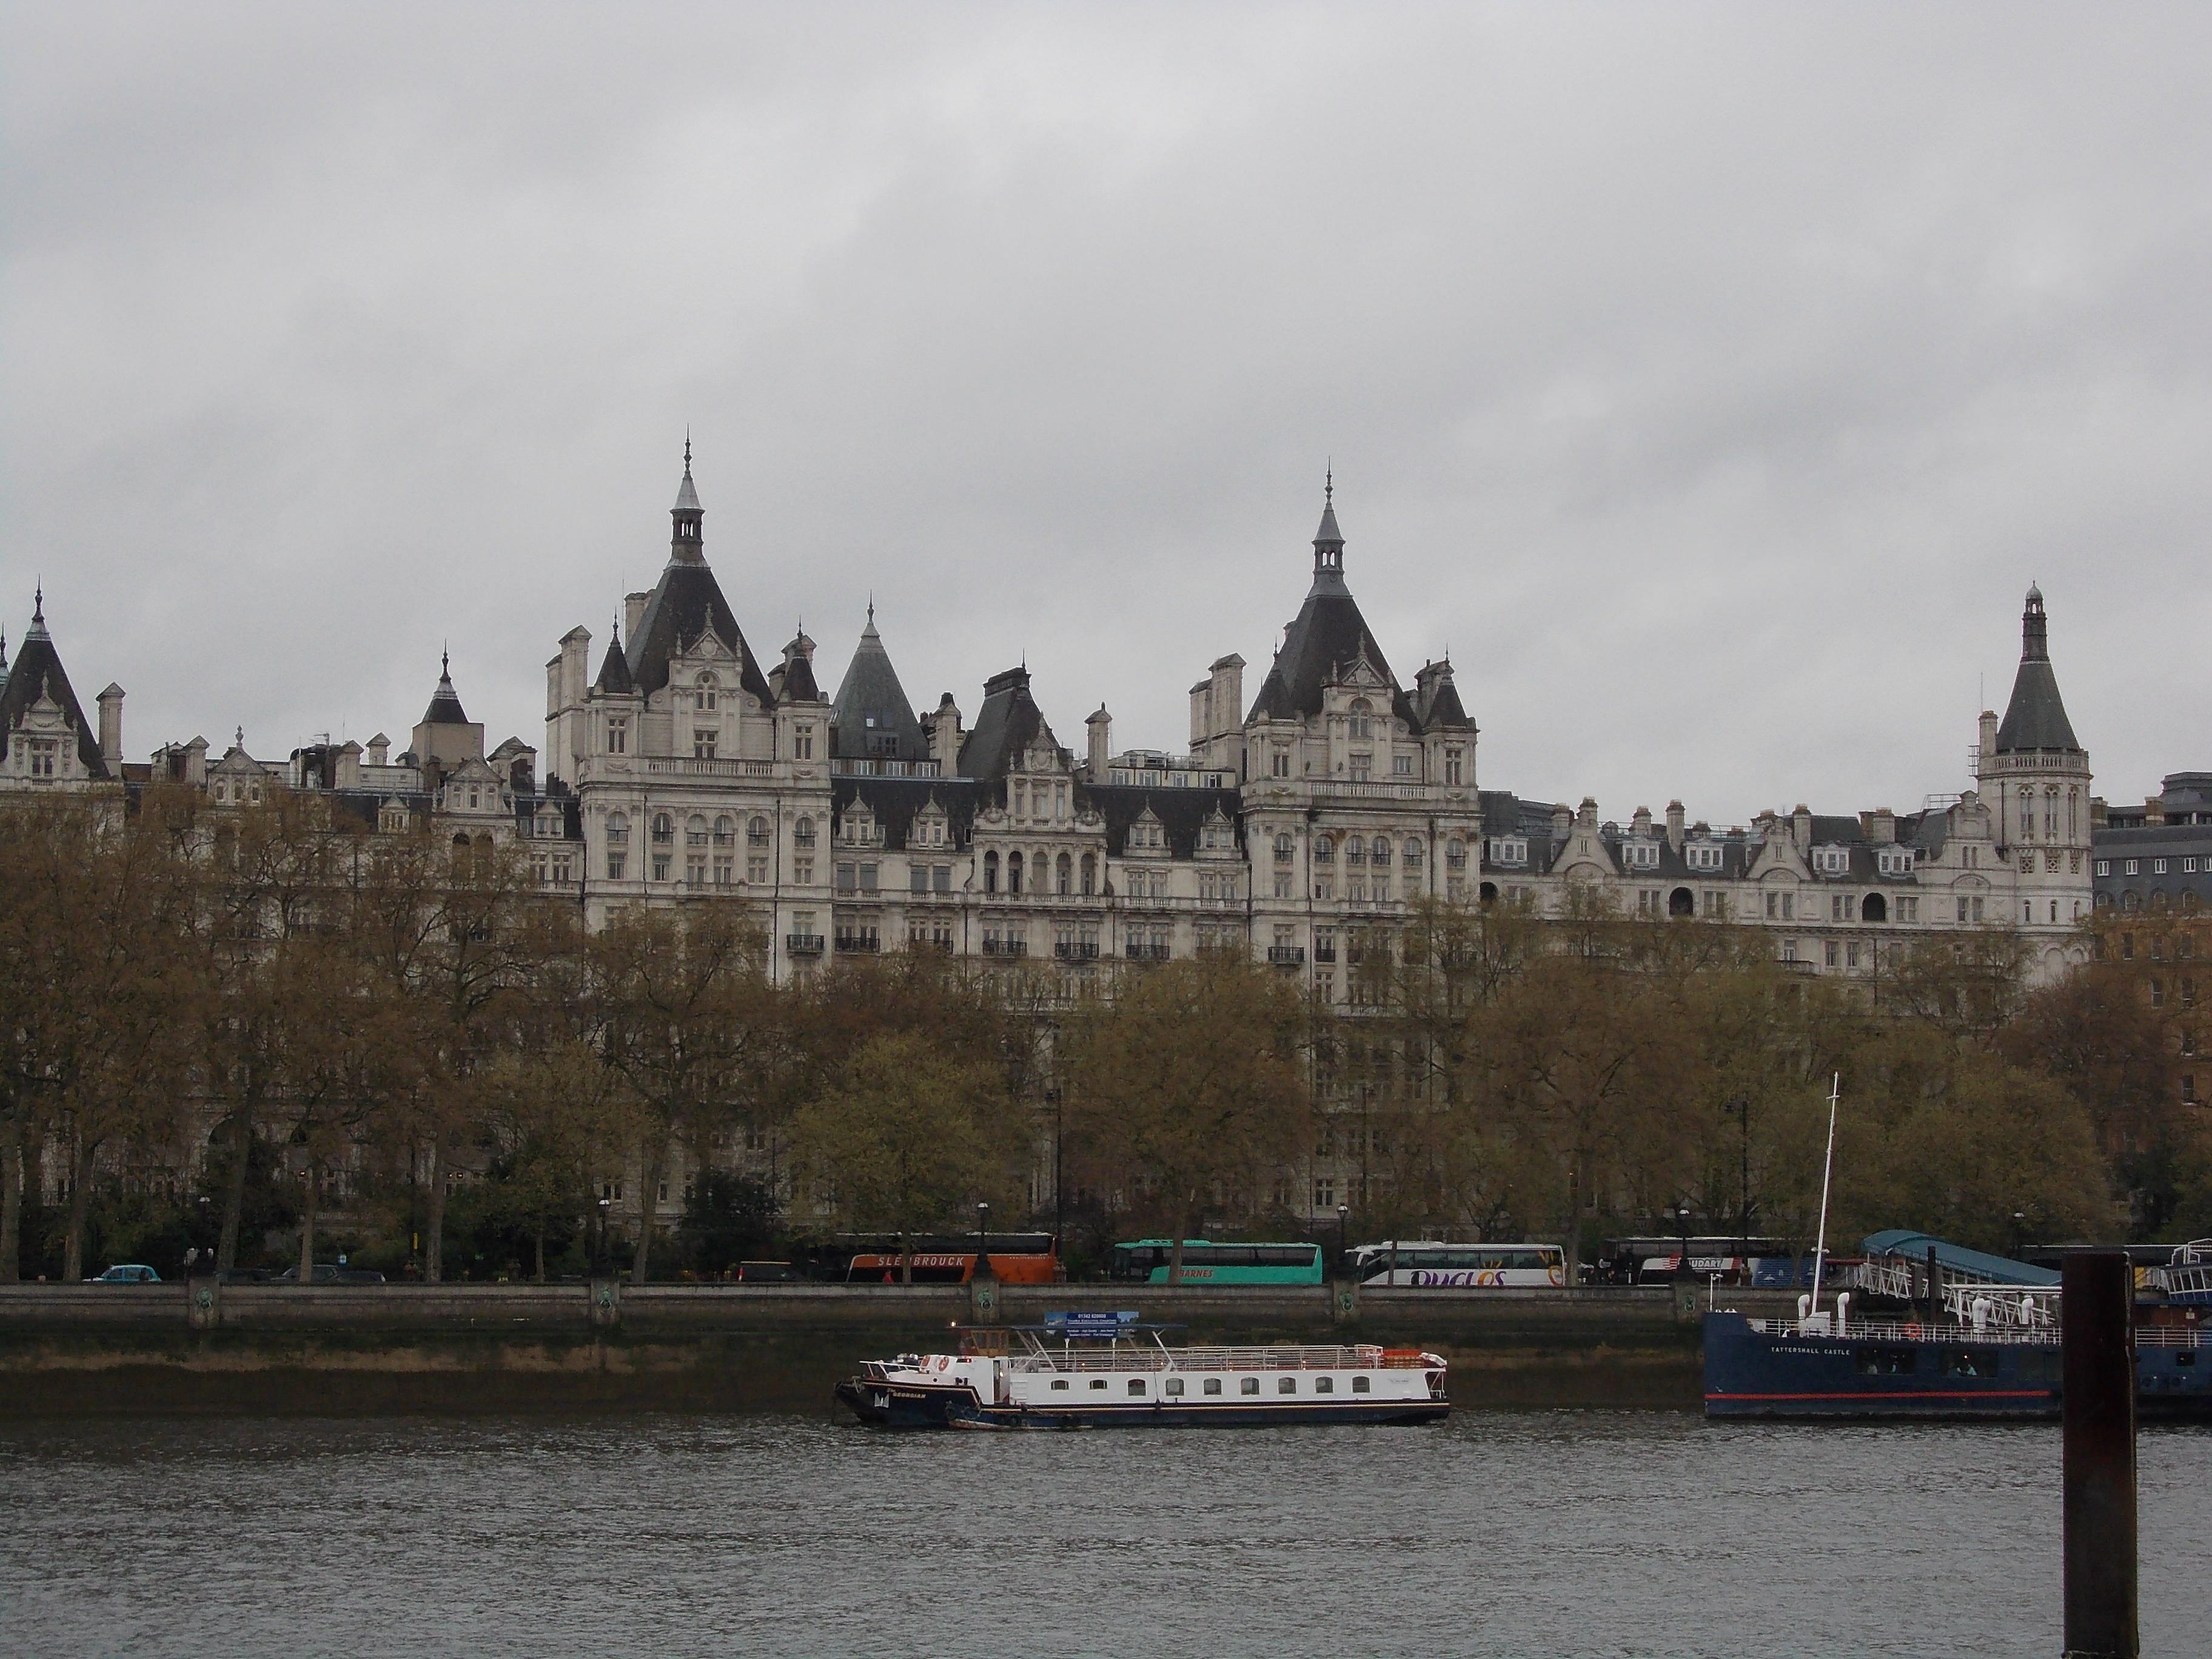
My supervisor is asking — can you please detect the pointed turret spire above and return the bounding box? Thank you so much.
[670,435,704,562]
[1993,583,2079,753]
[421,652,471,726]
[1310,472,1346,593]
[27,583,48,642]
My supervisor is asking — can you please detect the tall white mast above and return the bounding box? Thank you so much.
[1808,1073,1840,1318]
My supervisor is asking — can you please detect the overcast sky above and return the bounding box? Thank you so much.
[4,4,2207,825]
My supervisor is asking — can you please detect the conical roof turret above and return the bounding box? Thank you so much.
[1993,584,2080,753]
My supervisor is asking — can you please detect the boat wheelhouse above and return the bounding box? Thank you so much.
[835,1312,1448,1429]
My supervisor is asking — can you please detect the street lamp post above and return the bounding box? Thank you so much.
[1336,1202,1350,1280]
[1676,1205,1695,1284]
[1724,1097,1752,1285]
[597,1196,611,1276]
[976,1201,991,1280]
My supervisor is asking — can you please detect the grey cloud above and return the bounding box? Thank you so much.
[2,3,2207,823]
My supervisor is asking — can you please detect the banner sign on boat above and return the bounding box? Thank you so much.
[1046,1311,1139,1338]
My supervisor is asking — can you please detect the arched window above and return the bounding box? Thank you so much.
[1315,836,1335,863]
[686,814,708,848]
[712,814,734,847]
[1669,887,1695,917]
[794,815,816,846]
[1479,881,1498,903]
[696,672,719,712]
[1081,852,1096,895]
[1346,836,1366,865]
[1008,851,1024,894]
[1348,697,1373,740]
[1447,838,1467,870]
[651,813,674,844]
[1370,836,1390,865]
[1057,852,1072,895]
[1403,839,1423,866]
[748,816,769,846]
[2185,891,2201,912]
[606,813,631,843]
[1861,892,1888,923]
[2153,892,2171,913]
[984,851,1000,893]
[2122,891,2142,913]
[1273,833,1294,862]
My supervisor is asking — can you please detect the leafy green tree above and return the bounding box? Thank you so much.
[787,1031,1025,1280]
[1062,955,1310,1282]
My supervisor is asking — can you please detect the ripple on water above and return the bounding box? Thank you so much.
[2,1412,2207,1658]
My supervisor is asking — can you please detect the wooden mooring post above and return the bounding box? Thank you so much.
[2061,1250,2136,1659]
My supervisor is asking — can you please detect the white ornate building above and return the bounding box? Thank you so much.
[4,451,2096,992]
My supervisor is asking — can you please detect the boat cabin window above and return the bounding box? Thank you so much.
[1240,1377,1260,1396]
[1278,1376,1297,1395]
[1204,1378,1222,1396]
[1315,1376,1334,1393]
[1050,1379,1070,1391]
[1164,1378,1185,1396]
[1089,1378,1110,1391]
[1352,1375,1372,1393]
[1128,1379,1146,1396]
[1942,1349,2001,1379]
[1854,1346,1919,1376]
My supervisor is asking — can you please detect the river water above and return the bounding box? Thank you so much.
[2,1411,2206,1658]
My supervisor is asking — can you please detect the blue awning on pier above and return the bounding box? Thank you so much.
[1863,1230,2059,1287]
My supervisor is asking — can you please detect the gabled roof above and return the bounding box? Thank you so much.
[1079,783,1242,859]
[0,593,108,777]
[420,652,471,725]
[626,551,775,706]
[833,776,984,850]
[1993,585,2081,753]
[957,666,1061,780]
[1245,494,1409,726]
[832,608,928,759]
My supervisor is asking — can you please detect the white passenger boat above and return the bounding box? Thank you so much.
[834,1312,1449,1429]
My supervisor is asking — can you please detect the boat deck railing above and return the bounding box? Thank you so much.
[1744,1315,2202,1349]
[1007,1342,1427,1374]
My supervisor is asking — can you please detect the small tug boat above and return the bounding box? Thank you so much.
[834,1311,1449,1429]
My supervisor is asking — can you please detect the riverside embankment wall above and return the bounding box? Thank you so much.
[0,1281,1800,1415]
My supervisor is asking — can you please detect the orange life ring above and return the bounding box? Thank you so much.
[1903,1322,1922,1341]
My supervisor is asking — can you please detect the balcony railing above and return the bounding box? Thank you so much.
[786,934,825,956]
[1053,941,1101,961]
[1124,942,1171,961]
[1265,945,1306,967]
[1313,945,1338,964]
[981,938,1028,957]
[834,933,880,953]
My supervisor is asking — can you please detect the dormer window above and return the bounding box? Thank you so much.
[1876,847,1913,879]
[1348,698,1374,740]
[1687,843,1724,873]
[1812,846,1849,876]
[1623,840,1658,870]
[1488,837,1526,866]
[695,672,719,712]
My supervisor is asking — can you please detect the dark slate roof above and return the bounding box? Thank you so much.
[831,611,928,759]
[781,650,820,704]
[626,557,776,706]
[1245,498,1411,726]
[834,777,984,851]
[1409,663,1474,732]
[0,602,109,777]
[1078,784,1240,859]
[594,629,635,695]
[420,654,471,725]
[1994,585,2080,752]
[957,666,1061,780]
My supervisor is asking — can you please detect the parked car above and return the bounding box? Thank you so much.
[734,1261,803,1283]
[272,1264,387,1284]
[87,1264,162,1284]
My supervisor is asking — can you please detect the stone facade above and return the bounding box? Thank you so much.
[3,452,2097,993]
